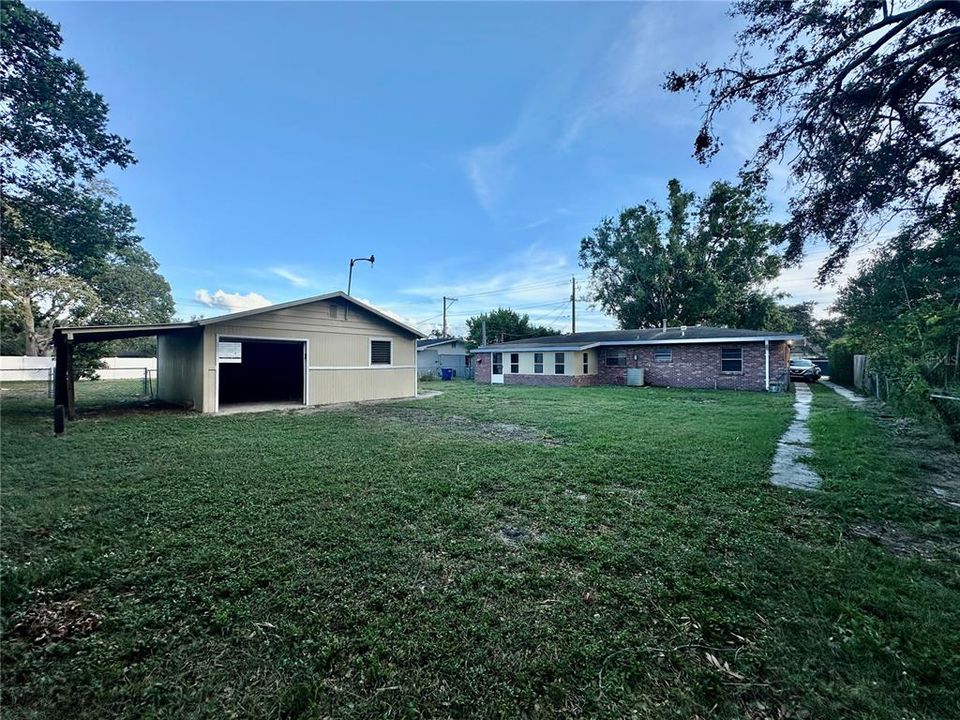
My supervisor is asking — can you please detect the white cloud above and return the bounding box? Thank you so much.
[353,297,426,332]
[270,267,310,287]
[194,288,272,312]
[463,133,521,215]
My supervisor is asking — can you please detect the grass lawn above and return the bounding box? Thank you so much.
[2,379,958,719]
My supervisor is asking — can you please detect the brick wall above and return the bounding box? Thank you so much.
[597,341,790,391]
[476,342,790,391]
[474,352,492,384]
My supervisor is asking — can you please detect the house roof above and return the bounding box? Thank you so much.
[476,326,803,352]
[417,337,465,350]
[55,292,425,344]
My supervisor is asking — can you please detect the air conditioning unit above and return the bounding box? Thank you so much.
[626,368,645,387]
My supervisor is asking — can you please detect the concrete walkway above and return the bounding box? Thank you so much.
[821,380,866,404]
[770,383,823,490]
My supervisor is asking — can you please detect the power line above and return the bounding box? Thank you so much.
[450,274,590,300]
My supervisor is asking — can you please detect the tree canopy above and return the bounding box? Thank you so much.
[829,217,960,436]
[1,0,134,192]
[665,0,960,281]
[0,0,173,366]
[465,308,559,347]
[578,178,787,330]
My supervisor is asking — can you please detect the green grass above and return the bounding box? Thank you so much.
[2,380,958,719]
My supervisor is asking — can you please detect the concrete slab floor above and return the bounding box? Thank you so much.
[217,401,304,416]
[771,383,823,491]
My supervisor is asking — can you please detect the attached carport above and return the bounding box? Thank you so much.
[52,323,195,420]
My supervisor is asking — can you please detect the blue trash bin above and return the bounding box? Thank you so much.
[441,368,454,381]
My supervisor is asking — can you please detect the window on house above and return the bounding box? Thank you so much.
[492,352,503,375]
[510,353,520,374]
[554,352,565,375]
[605,350,626,366]
[582,352,589,373]
[721,347,743,372]
[534,352,544,374]
[654,348,672,363]
[370,339,392,365]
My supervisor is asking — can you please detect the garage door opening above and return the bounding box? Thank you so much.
[217,338,305,411]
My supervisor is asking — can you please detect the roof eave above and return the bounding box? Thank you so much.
[476,334,805,353]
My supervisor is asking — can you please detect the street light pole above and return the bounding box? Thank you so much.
[347,255,375,295]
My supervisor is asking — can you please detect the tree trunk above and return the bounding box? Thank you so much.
[21,295,40,356]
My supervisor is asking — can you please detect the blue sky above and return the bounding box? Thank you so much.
[43,1,863,334]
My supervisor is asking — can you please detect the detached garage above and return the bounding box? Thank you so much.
[53,292,424,416]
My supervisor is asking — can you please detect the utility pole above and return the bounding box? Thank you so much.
[570,276,576,334]
[482,320,487,346]
[442,296,457,337]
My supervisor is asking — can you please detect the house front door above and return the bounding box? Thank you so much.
[491,352,504,384]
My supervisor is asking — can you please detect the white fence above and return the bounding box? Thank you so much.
[0,356,157,381]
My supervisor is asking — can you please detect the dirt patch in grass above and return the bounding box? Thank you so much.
[496,524,543,544]
[366,407,562,446]
[871,407,960,512]
[12,595,101,644]
[845,523,960,560]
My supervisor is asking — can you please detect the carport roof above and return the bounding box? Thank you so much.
[54,291,426,343]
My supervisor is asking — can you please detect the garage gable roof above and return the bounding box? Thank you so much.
[55,293,425,343]
[196,292,425,338]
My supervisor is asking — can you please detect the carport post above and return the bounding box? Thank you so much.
[53,331,76,420]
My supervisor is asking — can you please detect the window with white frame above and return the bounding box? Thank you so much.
[510,353,520,374]
[492,352,503,375]
[605,349,627,366]
[654,347,672,363]
[534,352,544,374]
[582,352,589,373]
[554,352,565,375]
[370,339,392,365]
[721,347,743,372]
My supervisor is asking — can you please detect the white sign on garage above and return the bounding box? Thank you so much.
[217,341,243,363]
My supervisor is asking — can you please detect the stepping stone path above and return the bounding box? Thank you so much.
[821,380,866,404]
[771,384,823,490]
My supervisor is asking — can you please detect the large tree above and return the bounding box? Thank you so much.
[0,0,173,363]
[665,0,960,281]
[578,178,785,329]
[465,308,559,347]
[1,0,133,191]
[830,217,960,433]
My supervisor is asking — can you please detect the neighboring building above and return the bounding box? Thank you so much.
[53,292,424,414]
[473,327,802,392]
[416,337,472,378]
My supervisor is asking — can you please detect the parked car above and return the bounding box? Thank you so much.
[789,357,822,383]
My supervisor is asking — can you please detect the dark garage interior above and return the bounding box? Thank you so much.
[218,339,304,406]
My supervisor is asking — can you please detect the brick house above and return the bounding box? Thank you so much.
[473,327,801,392]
